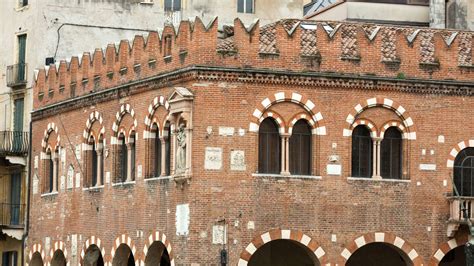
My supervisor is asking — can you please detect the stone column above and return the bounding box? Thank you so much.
[160,137,167,176]
[372,139,377,179]
[375,139,382,179]
[280,134,291,175]
[96,149,103,186]
[52,152,59,192]
[126,143,133,182]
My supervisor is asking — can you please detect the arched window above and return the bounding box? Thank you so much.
[129,131,136,181]
[289,120,311,175]
[47,149,54,193]
[454,147,474,196]
[153,124,162,177]
[351,125,373,178]
[118,133,127,183]
[164,123,171,176]
[258,118,281,174]
[91,137,98,186]
[381,127,402,179]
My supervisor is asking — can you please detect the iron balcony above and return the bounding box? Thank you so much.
[0,131,29,156]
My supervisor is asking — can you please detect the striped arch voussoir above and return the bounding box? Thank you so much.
[343,98,416,140]
[110,234,137,265]
[288,112,319,135]
[50,240,69,266]
[380,121,408,139]
[446,139,474,168]
[83,111,105,142]
[238,229,327,266]
[144,96,170,128]
[80,236,106,264]
[27,243,45,266]
[142,231,175,266]
[42,122,60,150]
[340,232,424,266]
[429,237,467,265]
[349,119,377,138]
[248,92,326,136]
[111,104,138,144]
[259,111,286,135]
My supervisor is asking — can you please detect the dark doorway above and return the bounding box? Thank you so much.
[51,250,67,266]
[346,242,412,266]
[83,245,104,266]
[248,239,320,266]
[112,244,135,266]
[145,242,171,266]
[439,246,466,266]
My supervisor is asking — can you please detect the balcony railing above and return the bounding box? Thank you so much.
[448,196,474,222]
[0,203,25,228]
[0,131,29,156]
[6,63,27,87]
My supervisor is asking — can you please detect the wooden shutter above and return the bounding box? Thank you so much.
[351,125,373,178]
[289,120,311,175]
[258,118,281,174]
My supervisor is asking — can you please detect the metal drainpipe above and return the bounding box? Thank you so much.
[22,120,33,266]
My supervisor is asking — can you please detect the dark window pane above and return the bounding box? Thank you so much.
[351,126,372,178]
[173,0,181,11]
[237,0,244,13]
[258,118,281,174]
[92,142,98,186]
[154,131,162,177]
[246,0,254,13]
[130,134,136,180]
[49,156,54,192]
[165,126,171,176]
[454,148,474,196]
[289,120,311,175]
[119,135,127,182]
[164,0,172,11]
[380,127,402,179]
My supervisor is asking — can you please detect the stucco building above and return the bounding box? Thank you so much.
[26,18,474,265]
[304,0,474,31]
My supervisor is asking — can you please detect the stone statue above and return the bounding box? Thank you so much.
[176,124,186,173]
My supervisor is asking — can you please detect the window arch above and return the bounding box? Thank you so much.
[454,148,474,196]
[117,132,128,183]
[258,118,281,174]
[85,135,104,187]
[351,125,373,178]
[129,131,136,181]
[289,120,311,175]
[46,148,54,193]
[380,127,402,179]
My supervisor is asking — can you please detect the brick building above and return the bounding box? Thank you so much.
[28,18,473,265]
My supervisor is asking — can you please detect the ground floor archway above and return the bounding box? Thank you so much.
[439,246,466,265]
[145,241,171,266]
[51,250,67,266]
[30,252,43,266]
[112,244,135,266]
[248,239,320,266]
[83,244,104,266]
[346,242,413,266]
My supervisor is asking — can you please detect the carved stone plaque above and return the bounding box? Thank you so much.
[230,150,246,171]
[205,147,222,170]
[67,165,74,189]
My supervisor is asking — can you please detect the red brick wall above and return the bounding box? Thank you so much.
[28,19,474,266]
